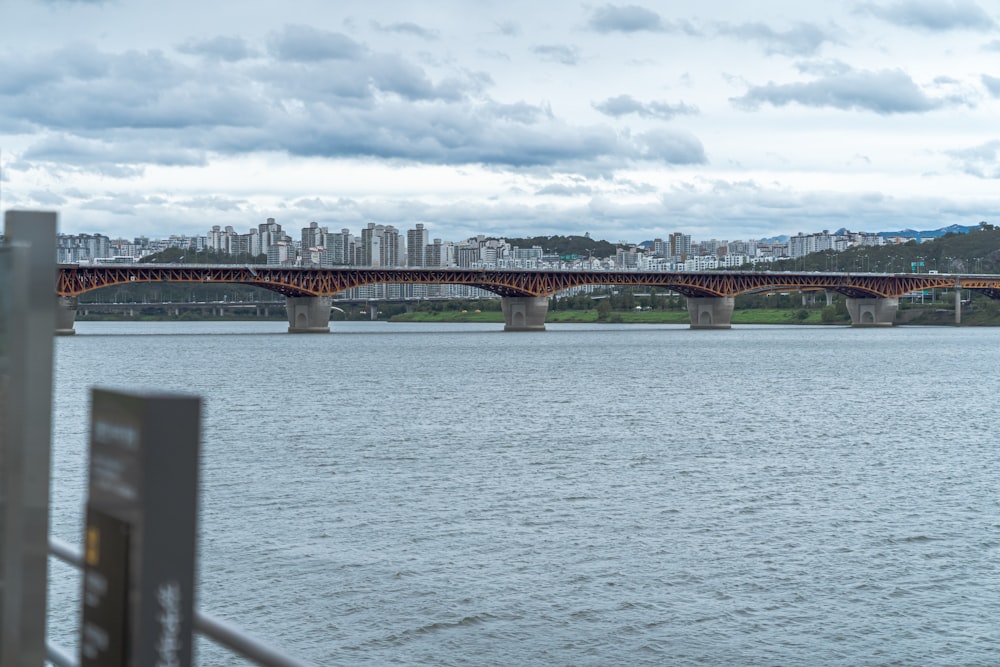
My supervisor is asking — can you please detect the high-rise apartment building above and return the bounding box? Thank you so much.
[669,232,692,260]
[258,218,283,258]
[407,224,428,267]
[326,229,352,265]
[360,223,402,267]
[301,221,325,251]
[56,233,112,263]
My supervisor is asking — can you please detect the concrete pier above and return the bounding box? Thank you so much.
[285,296,332,333]
[501,296,548,331]
[55,295,77,335]
[846,297,898,327]
[686,296,734,329]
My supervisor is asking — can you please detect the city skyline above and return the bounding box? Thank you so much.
[53,218,901,270]
[2,1,999,242]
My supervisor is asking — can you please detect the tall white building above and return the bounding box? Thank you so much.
[360,223,401,267]
[258,218,283,258]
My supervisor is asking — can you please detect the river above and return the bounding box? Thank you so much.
[47,321,1000,665]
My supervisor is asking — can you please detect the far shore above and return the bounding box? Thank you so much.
[74,305,993,326]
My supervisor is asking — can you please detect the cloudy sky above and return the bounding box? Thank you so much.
[2,0,999,243]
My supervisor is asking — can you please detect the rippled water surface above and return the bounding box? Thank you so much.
[48,321,1000,665]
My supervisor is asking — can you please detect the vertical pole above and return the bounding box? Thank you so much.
[954,281,962,325]
[1,211,57,666]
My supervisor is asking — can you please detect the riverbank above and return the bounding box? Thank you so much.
[75,304,1000,325]
[390,309,834,324]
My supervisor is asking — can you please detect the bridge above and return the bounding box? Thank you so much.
[55,264,1000,334]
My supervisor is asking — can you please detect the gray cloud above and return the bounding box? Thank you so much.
[588,5,664,33]
[80,194,162,216]
[533,45,581,65]
[495,21,520,36]
[982,74,1000,96]
[177,36,257,62]
[29,190,68,206]
[535,183,594,196]
[986,39,1000,50]
[593,94,699,119]
[486,101,551,124]
[274,103,610,167]
[857,1,997,31]
[732,67,945,114]
[716,21,840,56]
[3,59,265,132]
[267,25,365,62]
[794,59,853,77]
[370,21,440,40]
[175,195,248,212]
[636,129,706,164]
[0,43,109,96]
[2,37,709,174]
[23,133,208,170]
[946,140,1000,178]
[364,53,471,101]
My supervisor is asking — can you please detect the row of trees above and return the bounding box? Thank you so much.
[144,247,267,264]
[769,225,1000,274]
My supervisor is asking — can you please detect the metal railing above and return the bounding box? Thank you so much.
[46,537,314,667]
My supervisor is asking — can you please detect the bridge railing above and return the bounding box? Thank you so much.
[3,212,313,667]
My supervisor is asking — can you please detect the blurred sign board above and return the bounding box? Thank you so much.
[80,389,201,667]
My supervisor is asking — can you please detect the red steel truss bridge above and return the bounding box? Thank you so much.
[56,264,1000,299]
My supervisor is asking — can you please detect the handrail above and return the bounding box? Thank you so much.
[194,612,315,667]
[47,537,315,667]
[46,642,76,667]
[49,536,83,567]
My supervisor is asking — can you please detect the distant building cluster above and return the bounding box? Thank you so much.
[56,232,204,264]
[54,219,901,286]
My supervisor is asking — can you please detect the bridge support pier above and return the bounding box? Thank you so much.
[846,297,898,327]
[686,296,734,329]
[286,296,332,333]
[502,296,548,331]
[55,295,78,335]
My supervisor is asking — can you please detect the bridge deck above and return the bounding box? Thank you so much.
[56,265,1000,300]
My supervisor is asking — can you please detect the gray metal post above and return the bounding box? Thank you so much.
[1,211,57,667]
